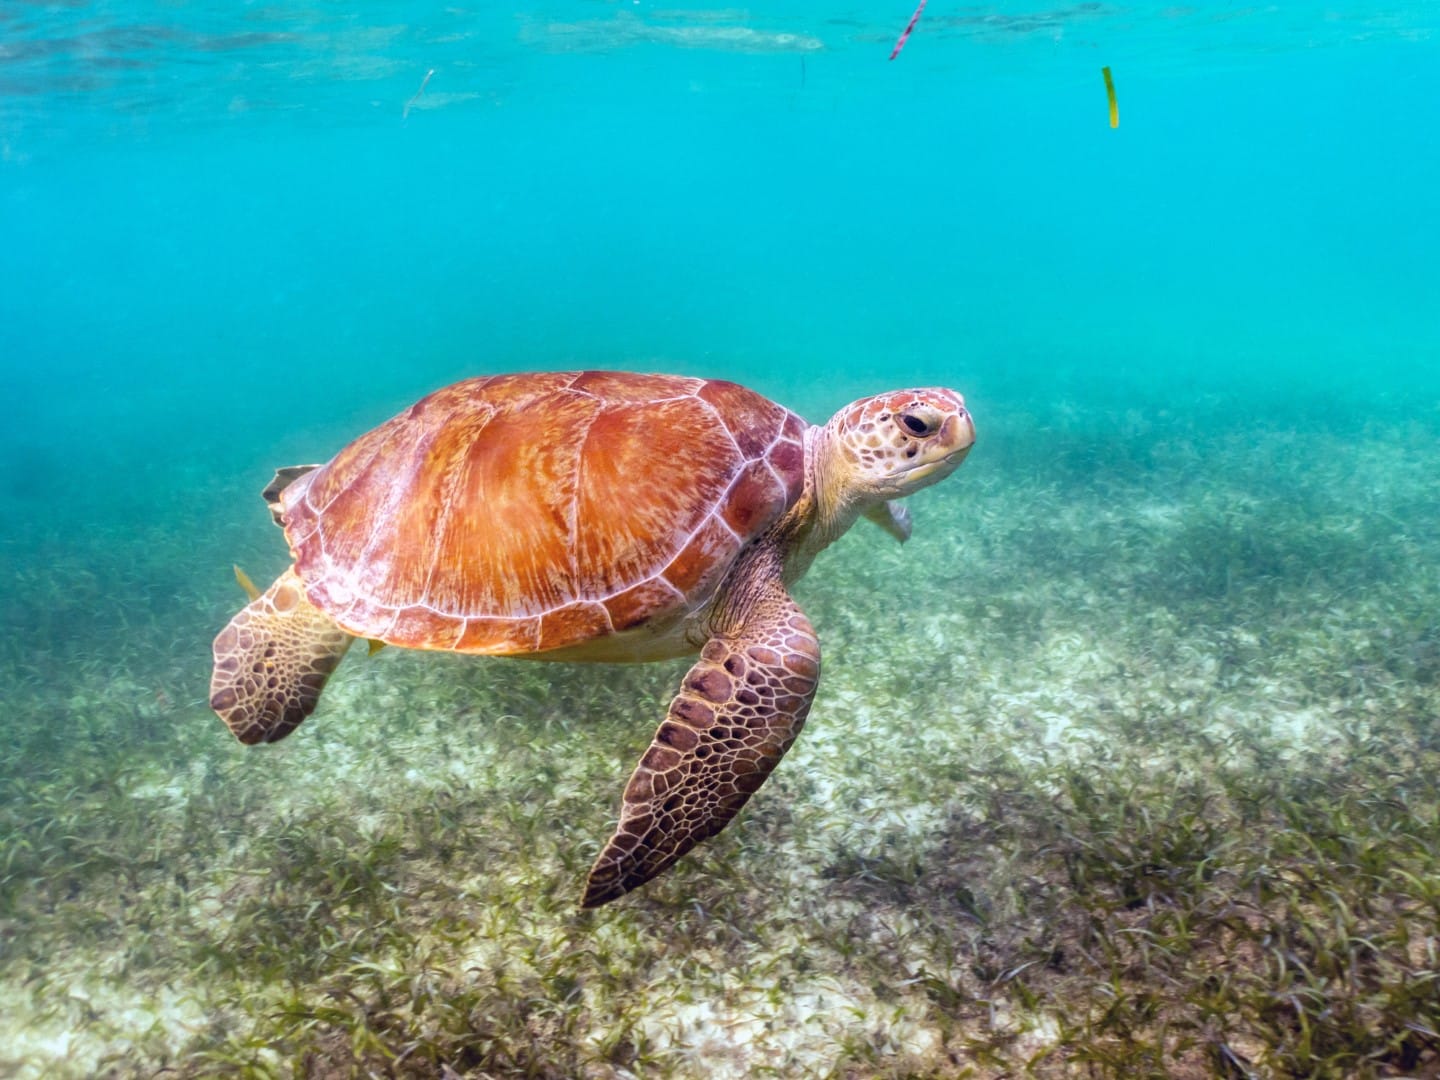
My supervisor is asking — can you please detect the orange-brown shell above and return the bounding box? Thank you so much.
[279,371,809,654]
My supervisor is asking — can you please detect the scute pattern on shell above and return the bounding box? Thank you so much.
[279,371,808,654]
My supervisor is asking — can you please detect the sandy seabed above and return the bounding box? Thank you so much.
[3,395,1439,1078]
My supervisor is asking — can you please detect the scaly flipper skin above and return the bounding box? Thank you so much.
[582,571,820,908]
[210,567,354,745]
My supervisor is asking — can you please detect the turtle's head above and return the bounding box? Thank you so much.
[820,387,975,505]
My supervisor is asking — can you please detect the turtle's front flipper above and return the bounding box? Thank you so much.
[863,500,912,543]
[209,567,354,745]
[583,578,820,908]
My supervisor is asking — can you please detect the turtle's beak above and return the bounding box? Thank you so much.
[942,407,976,456]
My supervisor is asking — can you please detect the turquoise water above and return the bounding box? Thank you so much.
[3,4,1440,1075]
[4,4,1437,472]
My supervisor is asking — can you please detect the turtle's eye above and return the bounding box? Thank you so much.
[897,412,937,437]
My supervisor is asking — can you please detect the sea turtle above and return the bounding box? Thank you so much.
[210,370,974,906]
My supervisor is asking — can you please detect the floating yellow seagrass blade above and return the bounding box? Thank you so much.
[233,564,261,602]
[1102,66,1119,128]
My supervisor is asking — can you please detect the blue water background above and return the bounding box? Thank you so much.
[1,2,1437,542]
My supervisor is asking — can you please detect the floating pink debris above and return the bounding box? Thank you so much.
[889,0,928,60]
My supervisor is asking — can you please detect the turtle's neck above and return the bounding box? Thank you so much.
[778,422,862,587]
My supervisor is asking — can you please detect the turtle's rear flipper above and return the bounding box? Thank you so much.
[210,567,354,745]
[262,464,321,526]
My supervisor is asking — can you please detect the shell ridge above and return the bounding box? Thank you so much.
[367,606,403,643]
[765,412,808,490]
[565,371,603,403]
[692,384,747,461]
[299,436,378,524]
[345,420,452,612]
[290,405,417,575]
[561,392,604,608]
[409,401,501,631]
[427,384,591,621]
